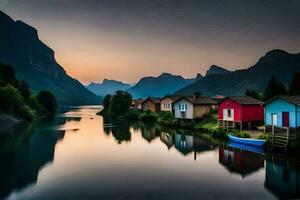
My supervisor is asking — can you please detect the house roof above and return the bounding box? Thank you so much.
[132,99,144,103]
[161,95,181,101]
[142,97,161,104]
[173,96,217,105]
[264,95,300,106]
[218,96,263,105]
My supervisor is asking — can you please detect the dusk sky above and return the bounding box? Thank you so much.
[1,0,299,84]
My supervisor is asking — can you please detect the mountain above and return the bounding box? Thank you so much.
[0,10,101,105]
[175,49,300,96]
[205,65,230,76]
[127,73,196,98]
[86,79,132,96]
[194,73,204,82]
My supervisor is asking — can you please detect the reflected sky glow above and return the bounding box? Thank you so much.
[4,106,280,200]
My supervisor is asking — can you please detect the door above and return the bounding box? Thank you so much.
[271,113,278,126]
[282,112,290,127]
[223,109,234,121]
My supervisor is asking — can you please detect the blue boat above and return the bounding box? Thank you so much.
[228,134,266,147]
[228,141,265,154]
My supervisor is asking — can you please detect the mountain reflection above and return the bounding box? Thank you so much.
[2,107,300,200]
[0,118,65,199]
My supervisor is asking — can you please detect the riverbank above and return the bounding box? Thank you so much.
[0,112,25,131]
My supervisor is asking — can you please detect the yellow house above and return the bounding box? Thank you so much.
[160,95,179,112]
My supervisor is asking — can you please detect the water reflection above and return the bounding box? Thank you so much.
[265,155,300,199]
[219,145,265,178]
[0,118,65,199]
[1,106,300,199]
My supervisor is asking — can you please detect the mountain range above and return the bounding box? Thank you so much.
[175,49,300,96]
[127,73,199,98]
[0,10,100,105]
[86,79,132,96]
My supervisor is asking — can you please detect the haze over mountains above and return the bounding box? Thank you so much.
[127,73,199,98]
[86,79,131,96]
[175,49,300,96]
[0,10,100,105]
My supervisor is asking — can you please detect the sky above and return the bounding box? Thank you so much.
[0,0,300,84]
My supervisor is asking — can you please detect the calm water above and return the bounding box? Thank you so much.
[0,106,299,200]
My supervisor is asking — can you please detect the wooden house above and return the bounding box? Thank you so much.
[131,98,143,110]
[160,95,179,112]
[141,97,161,112]
[173,96,216,120]
[218,96,264,130]
[264,96,300,129]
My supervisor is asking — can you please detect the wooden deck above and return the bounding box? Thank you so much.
[266,126,297,152]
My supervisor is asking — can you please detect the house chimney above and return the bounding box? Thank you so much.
[193,92,201,100]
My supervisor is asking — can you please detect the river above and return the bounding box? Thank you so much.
[0,106,299,200]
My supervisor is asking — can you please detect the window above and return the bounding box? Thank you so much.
[227,109,232,118]
[179,103,187,111]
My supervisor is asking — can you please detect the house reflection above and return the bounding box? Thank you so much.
[141,125,161,143]
[265,155,300,199]
[160,132,174,149]
[174,133,194,156]
[193,137,216,160]
[219,145,264,178]
[0,124,65,199]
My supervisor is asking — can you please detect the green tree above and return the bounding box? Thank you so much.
[18,80,31,99]
[0,84,35,121]
[289,72,300,95]
[245,89,263,100]
[103,94,112,109]
[0,63,19,87]
[37,91,58,114]
[264,75,287,100]
[109,90,132,116]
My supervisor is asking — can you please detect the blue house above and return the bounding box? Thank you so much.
[264,96,300,128]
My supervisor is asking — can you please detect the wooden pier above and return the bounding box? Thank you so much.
[266,126,297,152]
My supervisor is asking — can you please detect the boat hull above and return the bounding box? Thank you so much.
[228,134,266,147]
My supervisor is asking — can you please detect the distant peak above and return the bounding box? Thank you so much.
[159,72,173,77]
[205,65,230,76]
[265,49,289,57]
[257,49,293,64]
[195,73,203,81]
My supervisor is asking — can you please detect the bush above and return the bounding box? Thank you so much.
[232,130,250,138]
[0,84,24,113]
[37,91,58,114]
[257,133,268,140]
[27,95,42,111]
[140,112,158,122]
[17,105,36,121]
[123,110,140,121]
[0,85,36,121]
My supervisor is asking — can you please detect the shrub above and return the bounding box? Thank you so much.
[140,112,158,122]
[232,130,250,138]
[0,85,36,121]
[0,84,23,113]
[27,95,42,111]
[37,91,58,114]
[17,105,36,121]
[124,110,140,121]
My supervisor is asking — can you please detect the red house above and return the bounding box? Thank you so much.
[218,96,264,131]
